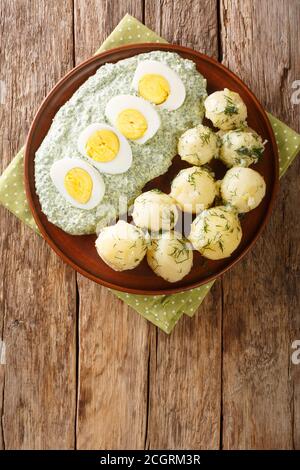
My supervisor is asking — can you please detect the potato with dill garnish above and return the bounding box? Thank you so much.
[170,166,217,214]
[204,88,247,130]
[221,167,266,213]
[147,231,193,283]
[177,124,220,166]
[132,189,178,232]
[189,206,242,260]
[219,128,265,168]
[95,220,147,271]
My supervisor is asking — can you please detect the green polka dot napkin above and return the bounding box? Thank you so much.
[1,14,300,333]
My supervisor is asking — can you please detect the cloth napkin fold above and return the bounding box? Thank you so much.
[1,14,300,333]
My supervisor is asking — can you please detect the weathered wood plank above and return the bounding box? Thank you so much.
[73,0,151,450]
[74,0,144,63]
[1,0,298,451]
[144,0,222,450]
[145,288,222,449]
[0,0,76,449]
[220,0,300,449]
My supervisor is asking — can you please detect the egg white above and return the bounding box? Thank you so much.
[50,157,105,210]
[105,95,161,144]
[77,123,132,174]
[132,60,186,111]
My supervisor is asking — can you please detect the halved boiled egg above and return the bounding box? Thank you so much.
[105,95,161,144]
[50,158,105,210]
[132,60,186,111]
[77,123,132,174]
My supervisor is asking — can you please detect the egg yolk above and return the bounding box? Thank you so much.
[64,168,93,204]
[116,108,148,140]
[138,74,170,104]
[86,129,120,162]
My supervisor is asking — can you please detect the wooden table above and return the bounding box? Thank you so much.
[0,0,299,450]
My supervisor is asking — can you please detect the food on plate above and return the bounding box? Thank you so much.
[132,189,178,232]
[50,158,105,210]
[221,167,266,213]
[170,166,217,214]
[95,220,147,271]
[147,231,193,282]
[219,128,265,167]
[77,123,132,174]
[204,88,247,130]
[35,51,207,235]
[132,59,186,110]
[189,206,242,260]
[178,124,220,165]
[105,94,161,144]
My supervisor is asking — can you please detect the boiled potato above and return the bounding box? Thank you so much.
[147,231,193,283]
[204,88,247,130]
[189,206,242,260]
[221,167,266,213]
[132,189,178,232]
[170,166,217,214]
[178,124,220,166]
[219,128,265,167]
[95,220,147,271]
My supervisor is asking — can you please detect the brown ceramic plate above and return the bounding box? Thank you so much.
[24,43,279,295]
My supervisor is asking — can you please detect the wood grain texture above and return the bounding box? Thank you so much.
[0,0,76,449]
[220,0,300,449]
[144,0,222,449]
[73,0,150,450]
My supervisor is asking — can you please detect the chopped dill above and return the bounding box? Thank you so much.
[201,240,214,252]
[129,242,137,249]
[224,220,230,231]
[229,188,238,196]
[209,210,227,219]
[169,239,191,264]
[150,188,163,194]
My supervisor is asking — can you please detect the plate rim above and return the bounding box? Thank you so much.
[24,42,279,295]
